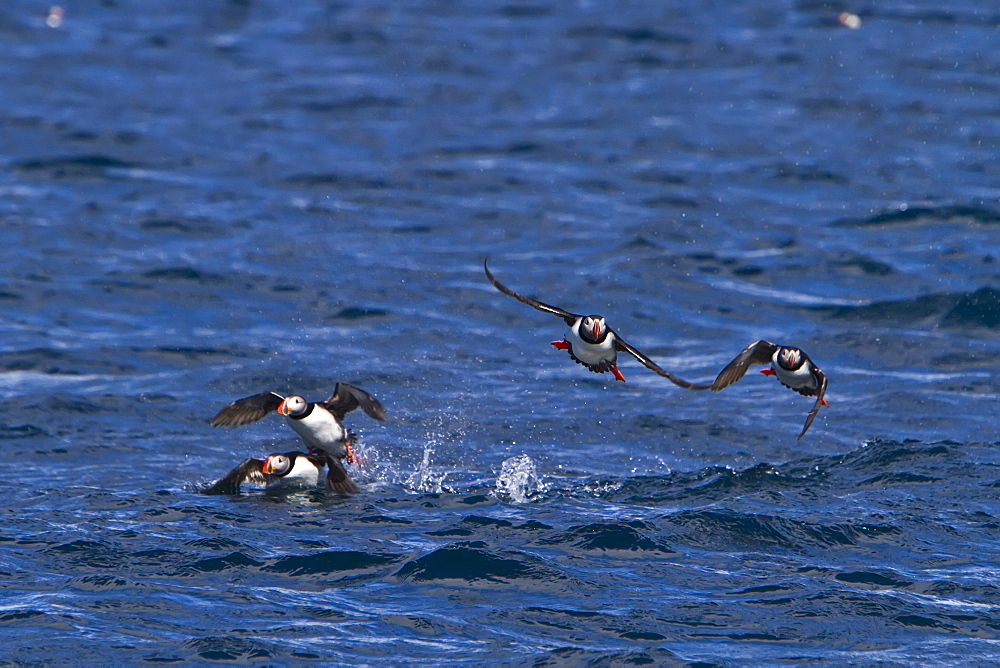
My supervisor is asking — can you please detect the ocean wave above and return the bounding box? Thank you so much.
[833,205,1000,227]
[393,543,564,583]
[817,287,999,329]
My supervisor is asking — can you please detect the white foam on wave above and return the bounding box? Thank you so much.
[0,370,112,399]
[701,276,867,307]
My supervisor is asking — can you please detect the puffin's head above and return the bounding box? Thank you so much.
[776,347,803,370]
[263,453,292,476]
[580,316,606,343]
[276,395,308,418]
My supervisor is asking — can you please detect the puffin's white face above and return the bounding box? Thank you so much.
[777,348,802,370]
[579,316,606,343]
[263,454,292,475]
[277,395,308,417]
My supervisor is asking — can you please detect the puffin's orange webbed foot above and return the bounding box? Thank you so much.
[551,340,571,350]
[611,365,626,382]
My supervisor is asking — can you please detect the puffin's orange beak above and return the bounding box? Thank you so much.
[276,399,287,416]
[593,322,601,339]
[262,458,274,474]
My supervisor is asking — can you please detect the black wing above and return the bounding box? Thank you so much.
[201,458,272,495]
[323,383,386,422]
[797,368,828,440]
[711,340,779,392]
[484,258,580,326]
[612,332,712,390]
[210,391,284,427]
[324,455,360,495]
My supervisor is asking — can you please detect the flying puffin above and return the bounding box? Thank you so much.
[484,258,711,388]
[210,383,386,494]
[711,340,828,439]
[201,451,327,495]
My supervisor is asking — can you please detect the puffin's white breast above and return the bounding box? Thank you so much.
[770,350,817,390]
[285,408,349,456]
[564,321,616,365]
[279,457,324,488]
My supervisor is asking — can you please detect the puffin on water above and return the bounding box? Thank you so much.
[484,258,711,388]
[210,383,386,494]
[201,451,326,495]
[710,339,828,439]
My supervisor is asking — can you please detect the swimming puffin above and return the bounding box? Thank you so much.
[711,339,828,438]
[484,258,710,388]
[201,451,326,495]
[210,383,386,494]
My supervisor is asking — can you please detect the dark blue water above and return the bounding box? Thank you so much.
[2,0,998,663]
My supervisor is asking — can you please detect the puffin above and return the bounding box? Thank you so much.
[210,383,386,494]
[711,339,828,439]
[484,258,710,388]
[201,451,326,495]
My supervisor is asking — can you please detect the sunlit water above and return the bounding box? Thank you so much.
[1,0,998,663]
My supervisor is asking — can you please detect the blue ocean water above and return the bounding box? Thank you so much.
[1,0,998,663]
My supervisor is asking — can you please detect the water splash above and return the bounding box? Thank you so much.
[406,447,448,494]
[495,454,547,503]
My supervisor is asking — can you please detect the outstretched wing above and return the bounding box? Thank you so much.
[711,340,779,392]
[484,258,580,326]
[324,455,360,495]
[797,368,828,440]
[201,458,272,495]
[323,383,386,422]
[210,391,285,427]
[613,332,712,390]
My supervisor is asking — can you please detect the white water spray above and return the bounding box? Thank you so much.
[495,454,546,503]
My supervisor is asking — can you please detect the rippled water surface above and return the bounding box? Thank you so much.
[2,0,999,664]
